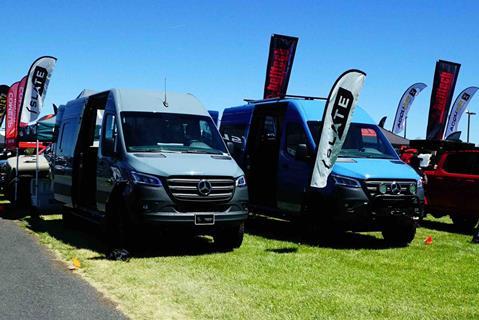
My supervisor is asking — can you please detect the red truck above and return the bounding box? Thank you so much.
[422,149,479,230]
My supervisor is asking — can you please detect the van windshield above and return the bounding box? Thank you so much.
[121,112,227,154]
[307,121,398,159]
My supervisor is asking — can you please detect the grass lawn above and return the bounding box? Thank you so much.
[18,214,479,320]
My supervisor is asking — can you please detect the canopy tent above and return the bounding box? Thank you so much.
[379,127,409,147]
[18,114,56,143]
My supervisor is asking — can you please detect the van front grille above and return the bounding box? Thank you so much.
[166,177,235,202]
[364,180,417,197]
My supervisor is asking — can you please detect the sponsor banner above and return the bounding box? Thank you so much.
[310,70,367,188]
[0,85,9,127]
[19,56,57,125]
[5,81,20,149]
[392,83,427,134]
[444,86,478,139]
[426,60,460,140]
[263,34,298,99]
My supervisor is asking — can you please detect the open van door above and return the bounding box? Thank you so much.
[245,103,286,208]
[276,108,314,213]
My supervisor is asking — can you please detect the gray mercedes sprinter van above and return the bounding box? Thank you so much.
[51,89,248,249]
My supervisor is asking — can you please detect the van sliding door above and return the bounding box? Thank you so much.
[245,104,286,208]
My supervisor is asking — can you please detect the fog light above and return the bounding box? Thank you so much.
[409,184,417,194]
[378,183,387,194]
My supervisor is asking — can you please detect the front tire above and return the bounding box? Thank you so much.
[214,223,244,250]
[382,217,416,246]
[106,202,138,250]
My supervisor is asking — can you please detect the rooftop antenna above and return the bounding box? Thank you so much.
[163,77,168,108]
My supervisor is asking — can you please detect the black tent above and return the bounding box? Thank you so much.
[379,127,409,147]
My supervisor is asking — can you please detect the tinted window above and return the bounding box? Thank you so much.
[444,153,479,175]
[102,114,117,156]
[220,124,246,159]
[285,122,307,157]
[58,121,76,156]
[264,116,277,139]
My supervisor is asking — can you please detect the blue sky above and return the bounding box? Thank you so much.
[2,0,479,142]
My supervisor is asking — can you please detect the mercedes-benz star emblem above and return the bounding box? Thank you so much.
[390,182,401,195]
[197,179,212,196]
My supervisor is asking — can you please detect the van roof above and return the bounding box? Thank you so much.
[111,89,208,116]
[222,98,374,124]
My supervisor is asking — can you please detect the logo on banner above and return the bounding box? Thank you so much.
[28,66,49,115]
[432,71,454,120]
[322,87,353,169]
[409,88,417,96]
[266,49,290,98]
[462,92,470,101]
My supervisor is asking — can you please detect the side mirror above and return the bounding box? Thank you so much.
[226,141,235,154]
[295,144,309,161]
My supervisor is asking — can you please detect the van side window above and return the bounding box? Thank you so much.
[102,114,117,156]
[263,116,277,139]
[58,121,75,156]
[220,124,246,160]
[285,123,307,157]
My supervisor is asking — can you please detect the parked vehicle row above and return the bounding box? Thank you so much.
[2,89,427,249]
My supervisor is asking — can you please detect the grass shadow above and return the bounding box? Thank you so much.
[21,214,229,259]
[419,218,473,236]
[246,214,404,250]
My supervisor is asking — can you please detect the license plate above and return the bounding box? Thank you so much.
[195,214,215,225]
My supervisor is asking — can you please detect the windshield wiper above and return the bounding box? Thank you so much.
[181,150,223,155]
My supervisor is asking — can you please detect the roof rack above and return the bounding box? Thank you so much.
[244,94,327,104]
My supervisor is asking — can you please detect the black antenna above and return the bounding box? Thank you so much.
[163,77,168,108]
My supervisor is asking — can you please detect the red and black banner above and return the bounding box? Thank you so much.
[263,34,298,99]
[426,60,460,140]
[0,85,9,127]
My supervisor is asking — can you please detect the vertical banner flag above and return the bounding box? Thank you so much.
[5,81,20,149]
[19,56,57,125]
[311,70,367,188]
[444,86,478,139]
[0,85,9,127]
[263,34,298,99]
[391,83,427,134]
[426,60,460,140]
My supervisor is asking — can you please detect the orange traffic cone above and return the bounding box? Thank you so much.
[424,236,433,245]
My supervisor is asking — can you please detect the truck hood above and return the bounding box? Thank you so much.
[126,152,244,178]
[332,158,420,180]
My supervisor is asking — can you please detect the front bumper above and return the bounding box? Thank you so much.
[125,182,249,227]
[317,185,423,231]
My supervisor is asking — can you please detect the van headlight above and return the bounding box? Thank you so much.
[235,175,247,188]
[130,171,163,187]
[331,174,361,188]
